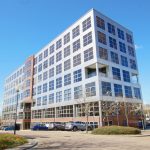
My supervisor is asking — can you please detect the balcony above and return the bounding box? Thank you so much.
[99,72,107,77]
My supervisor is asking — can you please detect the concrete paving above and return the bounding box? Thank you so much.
[1,130,150,150]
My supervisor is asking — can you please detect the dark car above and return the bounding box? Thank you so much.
[1,126,8,130]
[31,124,48,131]
[48,122,65,130]
[4,126,14,131]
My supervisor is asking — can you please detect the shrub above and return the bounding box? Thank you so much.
[92,126,141,135]
[0,133,28,150]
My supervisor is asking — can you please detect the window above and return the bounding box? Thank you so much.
[114,84,123,97]
[84,47,93,62]
[73,54,81,67]
[108,23,115,35]
[83,32,92,46]
[56,77,62,88]
[128,46,135,57]
[85,82,96,97]
[73,39,80,52]
[74,85,82,99]
[99,47,108,60]
[98,31,106,45]
[49,67,54,78]
[109,37,117,49]
[34,57,37,65]
[119,42,126,53]
[74,69,82,83]
[38,64,42,72]
[126,33,133,44]
[64,32,70,45]
[43,71,48,80]
[96,16,105,30]
[72,25,80,39]
[56,39,62,50]
[64,45,70,57]
[56,51,62,62]
[43,60,48,69]
[101,81,112,96]
[124,86,132,98]
[43,83,47,93]
[33,67,37,75]
[123,70,130,82]
[64,74,71,86]
[33,87,36,96]
[42,96,47,105]
[111,51,119,64]
[50,44,54,54]
[121,55,128,67]
[38,53,43,62]
[64,59,71,71]
[56,91,62,103]
[37,97,41,106]
[64,89,71,101]
[56,64,62,75]
[38,74,42,82]
[134,88,141,99]
[82,17,91,32]
[49,93,54,104]
[37,85,42,94]
[130,59,137,70]
[112,67,121,80]
[49,80,54,91]
[117,28,124,40]
[49,56,54,66]
[44,49,48,58]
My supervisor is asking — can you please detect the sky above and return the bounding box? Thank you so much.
[0,0,150,113]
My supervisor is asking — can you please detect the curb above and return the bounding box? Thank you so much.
[7,139,38,150]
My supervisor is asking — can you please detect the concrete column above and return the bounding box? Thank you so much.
[73,104,75,121]
[99,100,103,127]
[54,107,57,122]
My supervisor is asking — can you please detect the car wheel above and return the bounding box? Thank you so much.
[88,127,92,131]
[73,126,78,132]
[53,127,57,131]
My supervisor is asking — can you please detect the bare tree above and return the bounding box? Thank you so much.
[75,87,95,133]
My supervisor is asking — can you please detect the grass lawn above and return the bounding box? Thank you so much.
[0,133,28,150]
[92,126,141,135]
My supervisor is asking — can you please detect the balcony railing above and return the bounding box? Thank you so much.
[99,72,107,77]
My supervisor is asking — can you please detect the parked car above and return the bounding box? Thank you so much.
[89,122,98,129]
[65,121,92,131]
[1,126,9,130]
[31,124,48,131]
[48,122,65,131]
[4,126,14,131]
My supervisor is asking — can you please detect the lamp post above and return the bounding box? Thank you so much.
[14,88,19,135]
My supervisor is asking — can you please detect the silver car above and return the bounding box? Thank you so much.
[65,121,92,131]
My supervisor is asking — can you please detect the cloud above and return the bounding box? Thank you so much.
[135,44,143,50]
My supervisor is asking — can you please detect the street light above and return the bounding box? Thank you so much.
[14,87,19,135]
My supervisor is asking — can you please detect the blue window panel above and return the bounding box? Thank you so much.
[123,70,130,82]
[124,86,132,98]
[114,84,123,97]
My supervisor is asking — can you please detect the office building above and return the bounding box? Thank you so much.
[2,9,142,129]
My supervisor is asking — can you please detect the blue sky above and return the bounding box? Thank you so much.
[0,0,150,111]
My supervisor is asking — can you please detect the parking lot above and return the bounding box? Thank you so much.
[1,130,150,150]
